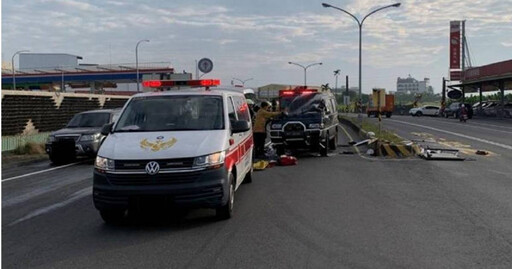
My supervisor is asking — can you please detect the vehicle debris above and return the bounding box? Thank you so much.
[420,148,465,161]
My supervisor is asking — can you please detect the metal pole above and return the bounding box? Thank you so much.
[304,67,307,87]
[321,2,401,119]
[12,55,16,90]
[461,21,465,104]
[195,60,199,79]
[135,39,149,92]
[345,75,349,96]
[11,50,30,90]
[358,23,362,118]
[335,74,338,92]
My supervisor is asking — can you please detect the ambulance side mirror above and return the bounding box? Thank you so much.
[101,123,114,136]
[232,120,250,133]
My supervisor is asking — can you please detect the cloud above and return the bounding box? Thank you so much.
[2,0,511,92]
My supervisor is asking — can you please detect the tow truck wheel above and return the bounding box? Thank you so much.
[217,172,234,220]
[320,132,329,157]
[329,131,337,150]
[100,209,126,224]
[275,145,285,155]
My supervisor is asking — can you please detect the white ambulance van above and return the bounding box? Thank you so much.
[93,79,253,223]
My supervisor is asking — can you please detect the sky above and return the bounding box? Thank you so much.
[2,0,512,93]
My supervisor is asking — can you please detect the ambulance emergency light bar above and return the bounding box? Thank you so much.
[142,79,221,88]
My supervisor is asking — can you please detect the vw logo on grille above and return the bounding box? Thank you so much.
[145,161,160,175]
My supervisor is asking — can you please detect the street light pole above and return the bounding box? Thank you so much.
[232,77,254,86]
[135,39,149,92]
[11,50,30,90]
[334,69,341,94]
[288,61,322,87]
[322,3,400,117]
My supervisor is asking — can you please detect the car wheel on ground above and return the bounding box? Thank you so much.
[329,131,337,150]
[100,209,126,224]
[386,112,392,118]
[275,145,285,156]
[243,164,253,184]
[415,111,423,117]
[216,172,235,220]
[320,132,329,157]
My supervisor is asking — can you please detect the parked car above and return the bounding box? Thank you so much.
[482,102,512,118]
[46,109,121,164]
[409,105,440,117]
[269,91,338,156]
[93,86,253,223]
[443,102,473,119]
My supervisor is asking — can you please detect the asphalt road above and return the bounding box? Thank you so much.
[2,120,512,268]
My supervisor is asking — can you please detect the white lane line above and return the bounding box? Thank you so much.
[388,119,512,151]
[2,161,82,182]
[8,186,92,226]
[416,117,512,134]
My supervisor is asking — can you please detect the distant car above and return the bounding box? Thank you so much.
[45,109,121,164]
[409,105,440,117]
[443,102,473,119]
[482,102,512,118]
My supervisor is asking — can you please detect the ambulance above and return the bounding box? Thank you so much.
[93,79,253,223]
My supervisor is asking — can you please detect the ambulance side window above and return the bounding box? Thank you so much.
[227,97,237,125]
[234,96,251,123]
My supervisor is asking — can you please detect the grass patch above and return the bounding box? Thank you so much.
[341,116,403,144]
[11,142,46,155]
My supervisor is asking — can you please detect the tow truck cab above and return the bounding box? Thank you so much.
[270,89,338,156]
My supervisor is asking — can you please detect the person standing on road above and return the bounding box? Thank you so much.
[253,101,281,158]
[460,104,468,122]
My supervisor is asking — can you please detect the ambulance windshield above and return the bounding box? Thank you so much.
[114,95,224,132]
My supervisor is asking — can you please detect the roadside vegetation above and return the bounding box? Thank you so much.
[11,142,46,155]
[340,116,403,144]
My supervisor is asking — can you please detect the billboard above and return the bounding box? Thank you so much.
[450,21,461,70]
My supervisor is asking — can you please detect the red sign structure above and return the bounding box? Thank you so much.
[450,71,462,81]
[450,21,461,70]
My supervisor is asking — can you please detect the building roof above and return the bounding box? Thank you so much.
[20,53,83,59]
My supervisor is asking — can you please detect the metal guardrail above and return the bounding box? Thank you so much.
[2,132,50,152]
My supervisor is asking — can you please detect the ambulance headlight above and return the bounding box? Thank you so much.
[95,156,115,171]
[194,151,226,168]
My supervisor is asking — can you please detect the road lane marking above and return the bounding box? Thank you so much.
[415,117,512,134]
[2,161,82,182]
[388,119,512,151]
[338,125,360,155]
[8,186,92,226]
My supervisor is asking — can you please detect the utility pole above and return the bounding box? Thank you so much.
[461,20,466,104]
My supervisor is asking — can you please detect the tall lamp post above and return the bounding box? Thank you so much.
[232,77,253,86]
[12,50,30,90]
[334,69,341,94]
[135,39,150,92]
[288,61,322,87]
[322,2,400,117]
